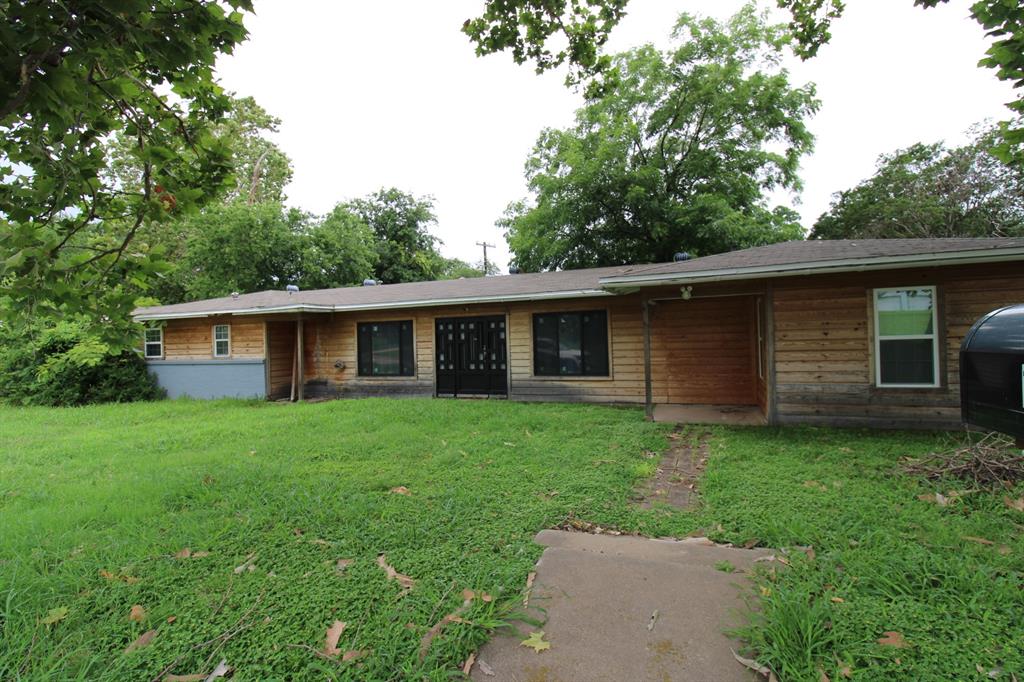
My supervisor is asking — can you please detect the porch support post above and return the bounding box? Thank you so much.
[642,298,654,420]
[296,318,305,401]
[764,283,778,425]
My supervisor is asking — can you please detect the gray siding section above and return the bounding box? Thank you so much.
[148,360,266,399]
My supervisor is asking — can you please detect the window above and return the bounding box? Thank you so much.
[143,327,163,359]
[358,321,415,376]
[533,310,609,376]
[874,287,939,387]
[213,324,231,357]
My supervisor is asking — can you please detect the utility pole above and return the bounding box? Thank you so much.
[475,241,495,276]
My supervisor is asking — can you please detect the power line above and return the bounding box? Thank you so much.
[475,241,495,276]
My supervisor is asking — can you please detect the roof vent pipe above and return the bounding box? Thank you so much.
[674,252,691,262]
[362,279,378,287]
[231,292,240,300]
[286,284,299,294]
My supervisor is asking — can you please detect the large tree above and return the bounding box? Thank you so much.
[503,6,815,271]
[0,0,250,346]
[811,121,1024,240]
[343,188,448,284]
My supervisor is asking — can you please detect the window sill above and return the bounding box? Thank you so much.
[528,374,614,382]
[355,374,419,380]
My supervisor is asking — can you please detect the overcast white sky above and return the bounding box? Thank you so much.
[215,0,1015,273]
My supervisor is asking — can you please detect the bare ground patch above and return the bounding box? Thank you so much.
[635,426,711,510]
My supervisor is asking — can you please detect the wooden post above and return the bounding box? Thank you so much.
[764,283,778,425]
[642,299,654,420]
[296,319,305,401]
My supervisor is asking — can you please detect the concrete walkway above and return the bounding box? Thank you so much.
[653,404,765,426]
[471,530,769,682]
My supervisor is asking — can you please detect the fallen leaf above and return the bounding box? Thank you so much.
[478,658,495,676]
[731,649,771,675]
[877,631,910,648]
[233,553,257,574]
[647,609,659,632]
[99,569,116,580]
[523,571,537,606]
[342,650,368,662]
[129,605,146,622]
[323,620,346,657]
[335,558,353,574]
[462,652,476,675]
[839,664,852,678]
[918,492,951,507]
[754,555,777,563]
[818,666,831,682]
[830,596,845,603]
[390,486,411,495]
[760,586,772,597]
[998,545,1011,555]
[192,551,210,558]
[376,554,415,591]
[803,480,827,491]
[481,592,493,603]
[205,658,231,680]
[461,589,476,601]
[1004,496,1024,512]
[962,535,995,546]
[175,548,192,559]
[520,630,550,653]
[124,629,157,654]
[419,591,475,659]
[743,538,760,549]
[167,615,177,624]
[40,606,68,625]
[802,546,816,561]
[124,575,141,584]
[311,538,331,547]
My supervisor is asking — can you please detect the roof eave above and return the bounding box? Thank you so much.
[131,288,614,322]
[598,248,1024,289]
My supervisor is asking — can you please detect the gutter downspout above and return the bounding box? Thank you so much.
[642,298,653,420]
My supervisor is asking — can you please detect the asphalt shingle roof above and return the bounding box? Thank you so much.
[134,238,1024,319]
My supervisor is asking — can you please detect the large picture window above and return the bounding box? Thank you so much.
[874,287,939,387]
[358,321,415,377]
[533,310,609,377]
[143,327,163,359]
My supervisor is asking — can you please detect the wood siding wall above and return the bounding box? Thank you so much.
[159,317,264,360]
[772,262,1024,429]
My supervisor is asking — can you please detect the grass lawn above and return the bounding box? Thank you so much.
[1,399,1022,681]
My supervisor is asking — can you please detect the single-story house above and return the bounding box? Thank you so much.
[133,238,1024,429]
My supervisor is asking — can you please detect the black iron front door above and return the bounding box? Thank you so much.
[435,316,508,397]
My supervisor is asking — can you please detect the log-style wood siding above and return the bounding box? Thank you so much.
[151,260,1024,429]
[772,262,1024,429]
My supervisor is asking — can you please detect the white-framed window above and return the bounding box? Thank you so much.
[213,324,231,357]
[143,327,163,359]
[873,286,939,388]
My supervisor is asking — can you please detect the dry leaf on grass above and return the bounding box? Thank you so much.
[335,558,353,574]
[917,492,951,507]
[830,596,845,603]
[323,620,346,657]
[838,663,853,678]
[877,631,910,648]
[731,649,771,676]
[128,605,146,622]
[167,615,177,624]
[124,629,157,654]
[376,554,415,591]
[40,606,68,625]
[520,630,550,653]
[1005,496,1024,512]
[390,486,411,496]
[818,667,831,682]
[462,652,476,675]
[205,659,232,680]
[233,553,257,574]
[419,592,474,659]
[962,535,995,546]
[803,480,828,492]
[175,548,192,559]
[342,650,368,662]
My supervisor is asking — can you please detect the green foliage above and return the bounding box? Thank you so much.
[299,204,377,291]
[811,121,1024,239]
[344,188,449,284]
[503,6,816,271]
[0,0,251,348]
[462,0,629,82]
[0,319,163,406]
[0,399,666,679]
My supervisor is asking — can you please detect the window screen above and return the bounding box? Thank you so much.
[357,321,415,376]
[533,311,609,376]
[874,287,938,386]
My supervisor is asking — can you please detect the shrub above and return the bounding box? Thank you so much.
[0,320,164,406]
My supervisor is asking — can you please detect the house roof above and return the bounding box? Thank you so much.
[133,238,1024,321]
